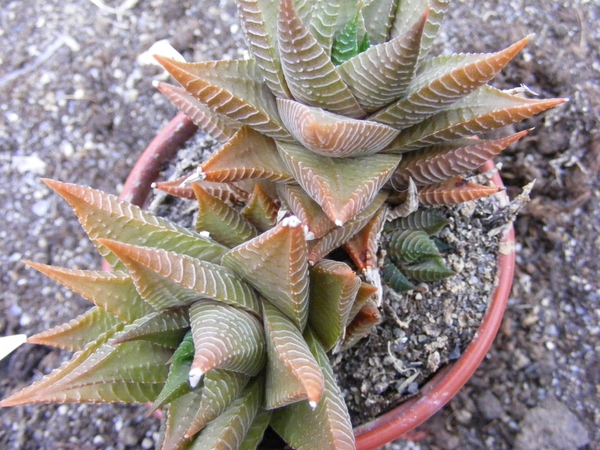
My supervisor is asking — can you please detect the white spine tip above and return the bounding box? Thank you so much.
[335,220,343,227]
[151,80,160,88]
[188,368,204,388]
[281,215,301,228]
[309,400,318,410]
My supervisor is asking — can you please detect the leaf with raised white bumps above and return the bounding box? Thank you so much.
[263,300,324,409]
[278,0,365,118]
[278,142,399,226]
[98,239,260,314]
[43,180,228,269]
[361,0,397,44]
[158,388,204,450]
[277,99,398,157]
[188,300,265,383]
[222,217,310,330]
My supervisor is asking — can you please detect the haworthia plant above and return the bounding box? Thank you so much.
[1,1,564,450]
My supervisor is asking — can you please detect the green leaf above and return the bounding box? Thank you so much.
[98,239,261,314]
[158,388,204,450]
[240,183,279,232]
[150,331,195,412]
[193,183,258,248]
[370,36,534,130]
[263,300,324,409]
[155,56,291,141]
[186,370,251,438]
[27,307,120,352]
[361,0,397,44]
[270,329,355,450]
[277,99,399,157]
[309,0,342,56]
[111,307,190,349]
[199,126,294,183]
[404,257,454,282]
[337,9,426,113]
[222,218,310,330]
[417,176,502,205]
[155,82,240,142]
[331,6,362,65]
[236,0,292,98]
[387,86,566,152]
[388,229,442,265]
[189,376,263,450]
[237,408,272,450]
[342,204,387,272]
[308,260,360,351]
[278,0,365,118]
[43,180,228,269]
[278,142,399,225]
[385,209,449,235]
[340,299,382,350]
[382,257,416,292]
[24,262,153,323]
[189,300,266,383]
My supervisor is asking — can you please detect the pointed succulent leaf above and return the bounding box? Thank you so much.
[418,176,503,205]
[277,183,335,240]
[361,0,397,44]
[150,331,195,412]
[24,262,153,323]
[278,142,399,225]
[222,217,309,330]
[278,0,365,118]
[392,130,530,187]
[308,260,360,351]
[308,0,342,56]
[404,257,455,282]
[99,239,261,314]
[382,256,416,292]
[0,325,122,407]
[337,10,427,113]
[340,299,382,350]
[342,204,387,272]
[263,300,324,409]
[155,56,291,141]
[307,191,387,263]
[385,209,449,235]
[346,282,379,326]
[186,369,251,438]
[237,408,272,450]
[189,376,262,450]
[111,308,190,349]
[388,86,567,151]
[236,0,292,98]
[193,183,258,247]
[240,183,279,232]
[388,229,441,265]
[199,126,294,183]
[1,325,172,406]
[43,180,228,268]
[391,0,449,63]
[371,36,533,130]
[189,300,266,381]
[158,388,205,450]
[27,307,120,352]
[154,178,244,203]
[277,99,399,157]
[155,82,240,142]
[270,329,355,450]
[331,6,362,65]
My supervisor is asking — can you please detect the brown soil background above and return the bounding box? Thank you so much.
[1,1,598,449]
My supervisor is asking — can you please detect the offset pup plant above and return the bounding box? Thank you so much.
[1,0,564,449]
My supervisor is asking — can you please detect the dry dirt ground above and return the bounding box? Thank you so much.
[0,0,598,449]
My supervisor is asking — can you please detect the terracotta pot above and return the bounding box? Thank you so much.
[121,115,515,450]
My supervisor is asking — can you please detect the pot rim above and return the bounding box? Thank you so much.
[120,114,515,450]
